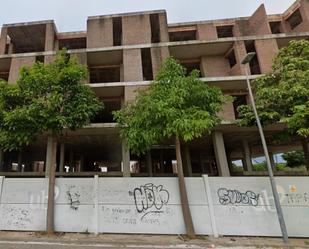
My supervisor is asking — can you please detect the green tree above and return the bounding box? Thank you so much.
[237,40,309,167]
[282,150,305,168]
[0,50,102,233]
[114,57,226,238]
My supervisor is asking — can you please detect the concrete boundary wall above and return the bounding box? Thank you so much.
[0,176,308,237]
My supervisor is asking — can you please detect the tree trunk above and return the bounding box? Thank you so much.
[175,136,196,239]
[302,138,309,170]
[46,135,57,234]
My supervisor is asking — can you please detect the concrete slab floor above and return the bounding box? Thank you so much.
[0,232,308,248]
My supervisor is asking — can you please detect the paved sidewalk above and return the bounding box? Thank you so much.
[0,232,308,248]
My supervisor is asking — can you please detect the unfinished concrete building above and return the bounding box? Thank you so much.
[0,0,308,177]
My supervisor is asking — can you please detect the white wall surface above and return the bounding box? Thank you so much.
[0,176,308,237]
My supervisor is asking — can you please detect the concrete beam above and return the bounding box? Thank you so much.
[212,131,230,176]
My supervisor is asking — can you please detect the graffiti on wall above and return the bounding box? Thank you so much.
[129,183,170,220]
[217,188,260,206]
[66,186,81,210]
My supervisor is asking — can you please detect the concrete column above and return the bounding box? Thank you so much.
[45,23,55,52]
[122,141,130,177]
[301,139,309,169]
[80,155,84,172]
[9,57,36,84]
[232,41,248,76]
[123,49,143,82]
[160,150,164,174]
[183,146,193,177]
[0,27,8,55]
[45,136,54,177]
[146,151,153,177]
[69,151,74,168]
[8,43,14,54]
[17,151,22,172]
[212,131,230,176]
[0,149,3,171]
[242,140,253,172]
[59,143,65,173]
[269,152,276,171]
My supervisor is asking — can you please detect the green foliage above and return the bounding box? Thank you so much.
[0,50,102,151]
[252,161,267,171]
[114,57,227,155]
[237,40,309,138]
[282,150,305,168]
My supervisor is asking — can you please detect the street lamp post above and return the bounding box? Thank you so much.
[242,52,289,243]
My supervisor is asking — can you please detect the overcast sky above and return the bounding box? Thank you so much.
[0,0,295,32]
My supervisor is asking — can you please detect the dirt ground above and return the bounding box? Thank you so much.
[0,231,308,248]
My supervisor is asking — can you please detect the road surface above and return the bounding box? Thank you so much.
[0,240,282,249]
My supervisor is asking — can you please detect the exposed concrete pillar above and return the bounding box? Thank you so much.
[255,39,279,74]
[45,136,54,177]
[232,41,248,76]
[269,152,276,171]
[242,139,253,173]
[45,23,55,52]
[69,150,74,168]
[122,140,130,177]
[151,46,170,78]
[0,149,3,171]
[59,143,65,174]
[212,131,230,176]
[9,57,36,84]
[160,150,164,174]
[17,151,22,172]
[123,49,143,82]
[8,43,14,55]
[183,146,193,177]
[302,138,309,169]
[146,151,153,177]
[80,155,84,172]
[0,27,8,55]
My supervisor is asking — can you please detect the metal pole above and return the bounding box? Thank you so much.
[245,67,289,243]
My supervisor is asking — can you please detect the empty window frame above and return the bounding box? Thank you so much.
[35,55,44,63]
[226,49,236,68]
[141,48,154,81]
[245,41,261,75]
[113,17,122,46]
[216,25,234,38]
[232,95,247,119]
[169,30,197,42]
[287,9,303,30]
[89,66,121,83]
[0,72,9,81]
[58,38,86,50]
[269,21,282,34]
[150,14,161,43]
[181,60,202,76]
[91,99,121,123]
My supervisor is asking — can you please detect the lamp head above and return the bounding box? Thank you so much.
[241,52,256,65]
